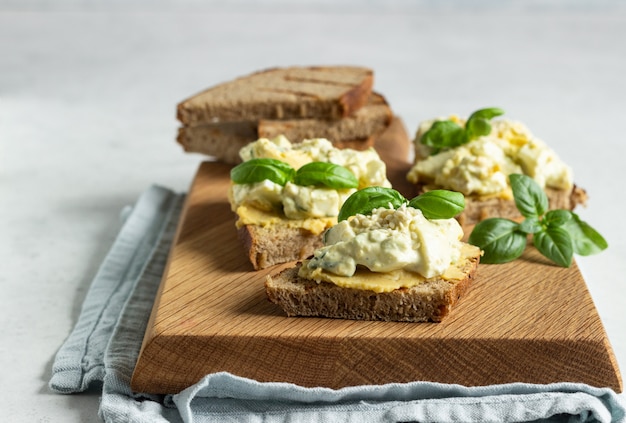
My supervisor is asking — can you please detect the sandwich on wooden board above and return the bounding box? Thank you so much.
[406,107,587,226]
[265,189,481,322]
[228,136,392,270]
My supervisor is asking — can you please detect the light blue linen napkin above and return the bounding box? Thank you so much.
[49,185,626,423]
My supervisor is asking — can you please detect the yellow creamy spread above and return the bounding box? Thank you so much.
[407,116,573,197]
[299,204,477,293]
[230,136,392,229]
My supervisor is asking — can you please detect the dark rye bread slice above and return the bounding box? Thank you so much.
[177,66,374,124]
[414,184,588,227]
[265,248,480,322]
[176,93,390,164]
[238,225,326,270]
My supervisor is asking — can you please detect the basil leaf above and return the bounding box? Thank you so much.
[543,209,573,228]
[509,174,549,218]
[464,117,492,141]
[408,190,465,219]
[293,162,358,189]
[230,158,295,186]
[468,218,527,264]
[533,226,573,267]
[421,120,466,151]
[464,107,505,140]
[562,213,608,256]
[518,216,543,234]
[338,187,407,222]
[421,107,504,153]
[467,107,506,122]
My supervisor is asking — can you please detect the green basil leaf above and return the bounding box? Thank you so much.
[421,120,466,151]
[562,213,608,256]
[509,173,549,218]
[518,216,543,234]
[543,209,573,228]
[533,227,573,267]
[338,187,407,222]
[464,117,492,140]
[465,107,505,141]
[468,218,527,264]
[293,162,358,189]
[408,190,465,219]
[230,158,295,186]
[467,107,506,122]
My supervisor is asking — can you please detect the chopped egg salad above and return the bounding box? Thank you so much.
[407,117,573,197]
[229,136,391,232]
[299,204,479,293]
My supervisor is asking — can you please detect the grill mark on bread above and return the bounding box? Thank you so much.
[282,75,364,87]
[255,87,323,99]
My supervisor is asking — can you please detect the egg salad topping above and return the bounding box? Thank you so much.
[407,116,573,197]
[300,204,465,284]
[230,136,391,227]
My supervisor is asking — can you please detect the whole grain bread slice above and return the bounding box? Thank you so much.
[177,93,391,164]
[265,245,481,322]
[177,66,373,124]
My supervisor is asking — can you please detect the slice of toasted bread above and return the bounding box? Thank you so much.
[176,93,390,164]
[265,245,481,322]
[177,66,373,124]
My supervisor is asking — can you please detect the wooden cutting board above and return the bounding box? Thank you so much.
[131,118,622,394]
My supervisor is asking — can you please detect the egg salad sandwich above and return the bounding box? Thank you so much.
[229,135,392,270]
[406,107,587,226]
[265,187,482,322]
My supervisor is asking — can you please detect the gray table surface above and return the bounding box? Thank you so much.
[2,1,625,421]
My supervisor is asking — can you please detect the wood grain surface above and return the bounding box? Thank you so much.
[131,118,622,394]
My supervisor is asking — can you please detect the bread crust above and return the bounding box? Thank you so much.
[265,251,480,322]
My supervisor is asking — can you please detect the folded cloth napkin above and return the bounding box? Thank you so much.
[49,185,626,423]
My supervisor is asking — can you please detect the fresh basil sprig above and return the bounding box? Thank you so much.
[293,162,358,189]
[421,107,505,153]
[338,187,465,222]
[468,174,607,266]
[231,159,358,190]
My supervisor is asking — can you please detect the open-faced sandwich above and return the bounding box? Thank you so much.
[406,108,587,226]
[265,187,481,322]
[229,136,392,270]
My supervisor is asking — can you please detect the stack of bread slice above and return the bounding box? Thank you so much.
[176,66,393,163]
